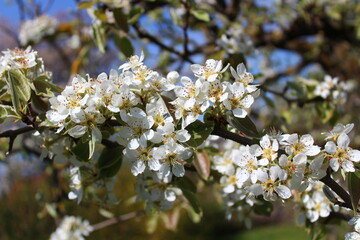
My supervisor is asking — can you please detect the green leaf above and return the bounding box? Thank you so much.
[190,9,210,22]
[112,8,129,32]
[98,146,123,178]
[182,189,201,214]
[185,120,214,147]
[348,172,360,213]
[170,8,181,26]
[71,141,90,162]
[0,104,20,123]
[78,1,95,9]
[33,77,63,97]
[254,198,273,216]
[227,114,260,138]
[175,176,196,193]
[114,35,134,58]
[5,70,31,113]
[92,22,106,53]
[128,6,144,24]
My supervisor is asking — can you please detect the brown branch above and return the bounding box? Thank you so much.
[0,126,35,153]
[91,211,144,231]
[320,172,353,211]
[211,125,253,146]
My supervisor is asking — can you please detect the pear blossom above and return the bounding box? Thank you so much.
[123,138,161,176]
[230,63,258,93]
[19,15,58,45]
[282,134,320,157]
[222,82,254,118]
[322,123,354,141]
[50,216,93,240]
[119,51,144,71]
[153,138,193,178]
[191,59,229,82]
[325,133,360,172]
[345,216,360,240]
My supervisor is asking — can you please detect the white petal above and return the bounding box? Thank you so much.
[337,133,350,148]
[293,153,307,165]
[275,185,292,199]
[330,158,340,172]
[68,125,88,138]
[325,141,337,154]
[233,108,247,118]
[131,160,146,176]
[300,134,314,146]
[172,162,185,177]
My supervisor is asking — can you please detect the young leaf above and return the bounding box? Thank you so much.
[92,22,106,53]
[190,9,210,22]
[185,120,214,147]
[0,104,20,123]
[5,70,31,113]
[89,127,102,159]
[78,1,95,9]
[193,151,210,180]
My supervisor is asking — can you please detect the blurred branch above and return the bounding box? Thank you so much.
[0,25,21,46]
[91,211,144,231]
[133,24,194,64]
[260,85,324,107]
[182,0,190,55]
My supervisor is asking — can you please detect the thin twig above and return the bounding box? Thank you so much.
[0,126,34,153]
[91,211,144,231]
[133,24,194,64]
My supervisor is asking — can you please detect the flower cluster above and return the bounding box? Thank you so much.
[46,53,258,209]
[294,181,336,223]
[313,75,354,104]
[19,15,58,46]
[210,123,359,224]
[217,25,254,55]
[50,216,93,240]
[345,215,360,240]
[323,123,360,172]
[0,47,46,76]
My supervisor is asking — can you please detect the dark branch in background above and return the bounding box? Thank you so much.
[133,24,194,64]
[15,0,26,21]
[0,126,34,153]
[260,85,325,107]
[91,211,144,231]
[182,0,190,56]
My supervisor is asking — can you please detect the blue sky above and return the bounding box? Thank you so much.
[0,0,76,24]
